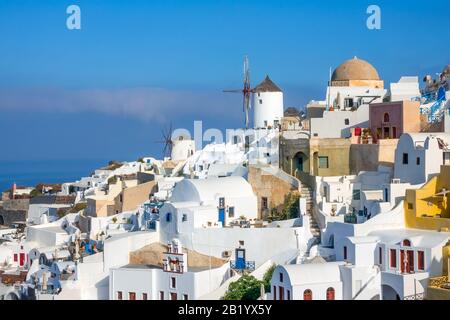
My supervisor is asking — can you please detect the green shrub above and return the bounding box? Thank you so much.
[223,275,262,300]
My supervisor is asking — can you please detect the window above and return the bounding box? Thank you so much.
[159,291,164,300]
[352,189,361,200]
[390,249,397,268]
[416,157,420,165]
[279,272,283,283]
[303,289,312,300]
[326,287,335,300]
[228,207,235,218]
[402,153,409,164]
[407,203,413,210]
[171,277,176,289]
[119,194,123,203]
[129,292,136,300]
[219,197,225,208]
[417,251,424,270]
[166,213,172,222]
[402,239,411,246]
[287,290,291,300]
[183,294,188,300]
[259,99,263,104]
[344,98,354,108]
[182,214,187,222]
[318,156,329,169]
[383,113,390,123]
[142,293,148,300]
[344,118,350,125]
[264,120,268,127]
[117,291,123,300]
[392,127,397,138]
[13,254,17,262]
[170,292,177,300]
[379,247,383,265]
[273,286,277,300]
[343,246,348,260]
[261,197,268,210]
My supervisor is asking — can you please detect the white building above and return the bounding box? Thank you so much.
[159,176,258,232]
[271,228,450,300]
[388,77,421,102]
[171,135,195,162]
[307,57,387,138]
[253,76,284,129]
[271,261,344,300]
[394,133,450,184]
[109,239,231,300]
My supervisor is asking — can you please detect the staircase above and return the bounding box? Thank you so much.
[300,183,321,242]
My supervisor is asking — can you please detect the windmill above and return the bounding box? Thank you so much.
[155,123,174,159]
[223,56,253,129]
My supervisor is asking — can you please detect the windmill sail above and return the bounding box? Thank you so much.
[223,55,253,129]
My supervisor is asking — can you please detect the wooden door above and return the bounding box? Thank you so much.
[407,250,414,273]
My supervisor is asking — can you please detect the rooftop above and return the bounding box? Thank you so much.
[253,75,282,93]
[331,57,380,81]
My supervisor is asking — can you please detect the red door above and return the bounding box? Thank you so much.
[407,250,414,273]
[400,250,405,273]
[19,253,25,266]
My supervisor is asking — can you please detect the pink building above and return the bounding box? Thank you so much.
[369,100,420,143]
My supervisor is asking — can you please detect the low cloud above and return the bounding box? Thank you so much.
[0,86,242,123]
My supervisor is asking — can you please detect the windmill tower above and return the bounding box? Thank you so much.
[224,56,284,129]
[252,75,284,129]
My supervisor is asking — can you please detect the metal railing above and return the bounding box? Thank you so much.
[429,276,449,288]
[230,261,256,271]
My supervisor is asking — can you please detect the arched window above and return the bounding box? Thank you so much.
[326,287,335,300]
[383,113,390,123]
[402,239,411,246]
[303,289,312,300]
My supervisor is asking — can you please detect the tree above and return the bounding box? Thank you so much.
[223,275,262,300]
[282,192,300,219]
[262,264,276,292]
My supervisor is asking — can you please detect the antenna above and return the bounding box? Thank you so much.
[223,55,253,129]
[327,66,332,111]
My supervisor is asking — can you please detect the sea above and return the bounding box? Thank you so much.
[0,159,110,193]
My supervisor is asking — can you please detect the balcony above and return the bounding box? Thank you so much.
[230,260,255,271]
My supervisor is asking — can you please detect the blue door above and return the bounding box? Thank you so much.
[218,208,225,225]
[235,248,246,269]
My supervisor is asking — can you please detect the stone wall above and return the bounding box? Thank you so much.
[30,195,75,205]
[2,199,29,211]
[0,208,27,226]
[248,165,299,220]
[350,139,398,174]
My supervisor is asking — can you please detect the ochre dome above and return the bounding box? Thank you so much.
[331,57,380,81]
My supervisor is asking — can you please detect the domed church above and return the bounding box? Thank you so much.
[330,56,384,89]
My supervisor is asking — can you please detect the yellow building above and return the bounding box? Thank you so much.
[404,165,450,231]
[405,165,450,299]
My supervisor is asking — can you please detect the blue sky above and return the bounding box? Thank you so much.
[0,0,449,161]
